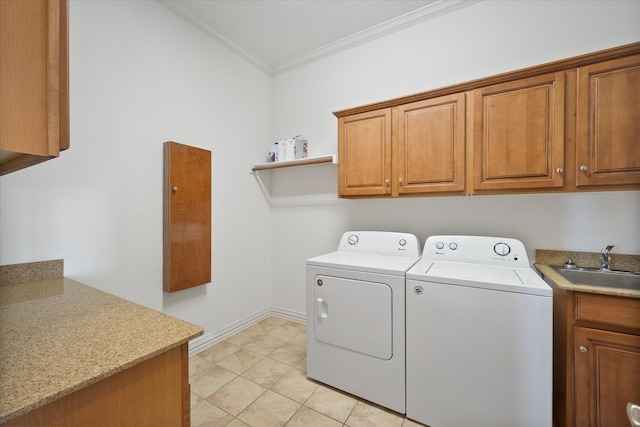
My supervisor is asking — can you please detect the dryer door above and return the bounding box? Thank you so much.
[313,275,392,360]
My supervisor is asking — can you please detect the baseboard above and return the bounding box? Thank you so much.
[270,306,306,324]
[188,306,306,357]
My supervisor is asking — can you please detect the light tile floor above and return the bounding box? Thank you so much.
[190,316,425,427]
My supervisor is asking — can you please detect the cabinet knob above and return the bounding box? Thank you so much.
[385,179,390,185]
[398,178,403,184]
[579,345,587,353]
[172,187,178,192]
[580,165,588,172]
[556,168,563,174]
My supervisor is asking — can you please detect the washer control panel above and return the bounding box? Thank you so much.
[338,231,421,257]
[423,235,530,267]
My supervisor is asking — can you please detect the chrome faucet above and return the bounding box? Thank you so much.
[601,245,615,271]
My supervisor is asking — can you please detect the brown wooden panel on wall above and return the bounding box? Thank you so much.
[163,142,211,293]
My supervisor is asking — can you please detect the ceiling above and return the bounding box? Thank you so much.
[157,0,476,75]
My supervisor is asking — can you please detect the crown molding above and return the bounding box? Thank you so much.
[271,0,480,75]
[157,0,480,77]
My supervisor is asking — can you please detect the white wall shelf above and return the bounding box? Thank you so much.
[251,154,337,173]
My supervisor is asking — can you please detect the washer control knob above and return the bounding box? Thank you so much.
[399,239,406,246]
[435,242,445,250]
[449,242,458,250]
[494,242,511,256]
[348,235,359,245]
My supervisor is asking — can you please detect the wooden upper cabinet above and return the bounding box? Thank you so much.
[395,93,466,195]
[575,54,640,187]
[471,72,565,191]
[338,109,392,197]
[335,43,640,198]
[0,0,69,176]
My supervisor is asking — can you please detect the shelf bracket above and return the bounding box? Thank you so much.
[251,169,272,205]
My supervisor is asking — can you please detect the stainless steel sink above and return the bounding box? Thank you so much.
[552,267,640,291]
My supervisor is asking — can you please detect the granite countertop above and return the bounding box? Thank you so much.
[0,264,203,424]
[535,249,640,299]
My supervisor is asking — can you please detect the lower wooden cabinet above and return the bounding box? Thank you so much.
[551,289,640,427]
[4,344,191,427]
[574,327,640,427]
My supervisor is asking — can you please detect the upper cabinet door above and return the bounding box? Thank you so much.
[338,109,392,197]
[395,93,466,195]
[576,55,640,187]
[0,0,69,175]
[471,72,565,192]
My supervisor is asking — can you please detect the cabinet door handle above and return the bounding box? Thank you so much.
[556,168,563,174]
[579,345,587,352]
[398,178,403,184]
[580,165,588,172]
[385,179,390,185]
[628,402,640,426]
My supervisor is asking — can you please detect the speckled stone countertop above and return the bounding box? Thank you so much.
[0,263,203,424]
[535,249,640,299]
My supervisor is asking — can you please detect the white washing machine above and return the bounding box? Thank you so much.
[406,235,552,427]
[306,231,421,413]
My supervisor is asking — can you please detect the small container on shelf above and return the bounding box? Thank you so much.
[294,136,308,159]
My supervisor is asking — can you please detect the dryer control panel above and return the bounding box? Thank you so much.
[337,231,421,257]
[422,235,530,267]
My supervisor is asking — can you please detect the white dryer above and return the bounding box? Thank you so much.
[306,231,421,413]
[405,235,552,427]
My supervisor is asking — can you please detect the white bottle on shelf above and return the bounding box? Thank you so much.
[285,138,295,161]
[277,140,286,162]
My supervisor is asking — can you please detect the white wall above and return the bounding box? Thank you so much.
[270,0,640,314]
[0,1,273,337]
[0,0,639,340]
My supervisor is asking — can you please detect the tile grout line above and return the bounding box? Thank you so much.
[190,316,420,427]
